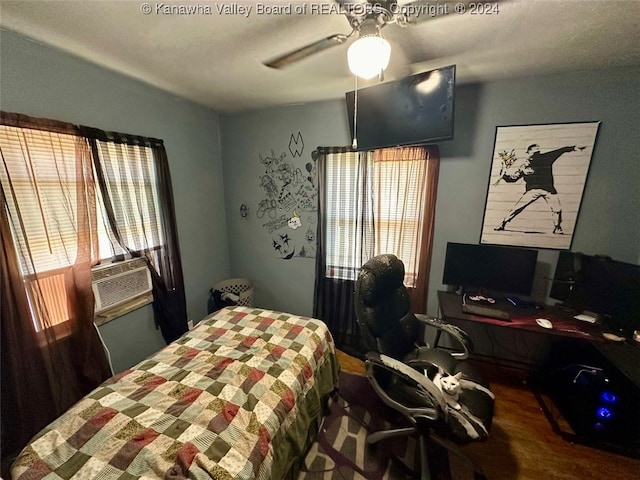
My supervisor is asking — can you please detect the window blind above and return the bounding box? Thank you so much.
[0,126,86,275]
[324,146,429,286]
[94,141,164,257]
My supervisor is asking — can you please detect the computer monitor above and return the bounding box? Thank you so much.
[550,251,640,334]
[442,242,538,296]
[549,250,584,302]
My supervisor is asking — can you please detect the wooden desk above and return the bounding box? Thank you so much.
[437,290,604,340]
[436,290,604,372]
[437,291,640,456]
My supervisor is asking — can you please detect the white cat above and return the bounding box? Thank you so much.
[433,367,463,410]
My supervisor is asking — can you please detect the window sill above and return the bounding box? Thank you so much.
[94,292,154,326]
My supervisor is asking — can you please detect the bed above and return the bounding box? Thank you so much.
[11,306,340,480]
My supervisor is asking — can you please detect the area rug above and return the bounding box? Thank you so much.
[297,372,476,480]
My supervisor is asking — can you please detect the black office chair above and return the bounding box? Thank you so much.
[355,254,495,480]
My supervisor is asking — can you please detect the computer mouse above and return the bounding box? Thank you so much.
[536,318,553,329]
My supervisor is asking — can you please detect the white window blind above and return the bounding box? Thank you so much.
[325,151,374,280]
[324,148,427,285]
[1,126,85,275]
[94,141,164,258]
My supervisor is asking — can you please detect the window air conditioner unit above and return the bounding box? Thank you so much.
[92,258,153,314]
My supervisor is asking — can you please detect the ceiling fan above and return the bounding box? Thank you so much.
[264,0,472,77]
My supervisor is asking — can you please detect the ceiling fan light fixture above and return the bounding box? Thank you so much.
[347,33,391,79]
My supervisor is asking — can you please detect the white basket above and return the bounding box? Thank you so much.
[213,278,254,307]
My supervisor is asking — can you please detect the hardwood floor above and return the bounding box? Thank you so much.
[335,350,640,480]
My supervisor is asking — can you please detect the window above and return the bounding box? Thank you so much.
[325,151,374,280]
[93,140,164,260]
[324,146,431,286]
[0,125,163,330]
[373,155,427,285]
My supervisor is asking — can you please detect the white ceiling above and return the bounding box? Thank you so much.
[2,0,639,112]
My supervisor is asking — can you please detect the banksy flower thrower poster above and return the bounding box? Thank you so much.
[481,122,600,250]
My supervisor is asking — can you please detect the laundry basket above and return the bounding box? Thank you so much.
[212,278,254,307]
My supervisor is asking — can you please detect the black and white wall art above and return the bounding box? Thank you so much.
[256,132,318,260]
[481,122,600,249]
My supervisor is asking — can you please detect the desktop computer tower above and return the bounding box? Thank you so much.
[541,340,639,457]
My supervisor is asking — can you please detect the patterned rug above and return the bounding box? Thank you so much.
[297,372,472,480]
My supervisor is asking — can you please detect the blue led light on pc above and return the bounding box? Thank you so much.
[600,391,619,404]
[596,406,614,420]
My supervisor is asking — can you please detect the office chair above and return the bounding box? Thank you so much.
[354,254,495,480]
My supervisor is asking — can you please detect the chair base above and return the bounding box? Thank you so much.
[366,428,487,480]
[366,426,416,445]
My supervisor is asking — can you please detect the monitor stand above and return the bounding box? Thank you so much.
[554,302,577,315]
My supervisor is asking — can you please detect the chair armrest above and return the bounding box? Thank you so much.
[365,352,448,423]
[415,314,472,359]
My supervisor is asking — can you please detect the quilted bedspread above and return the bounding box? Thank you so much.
[11,307,340,480]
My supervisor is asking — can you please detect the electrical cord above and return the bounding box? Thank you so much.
[94,322,114,375]
[352,74,358,150]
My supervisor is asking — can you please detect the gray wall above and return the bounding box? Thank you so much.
[221,66,640,318]
[1,29,230,373]
[220,101,351,316]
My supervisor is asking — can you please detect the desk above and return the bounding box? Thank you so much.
[437,291,640,457]
[436,290,603,372]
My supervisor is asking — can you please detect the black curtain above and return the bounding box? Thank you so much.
[82,127,188,343]
[312,147,373,358]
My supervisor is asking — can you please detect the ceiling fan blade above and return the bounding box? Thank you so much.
[264,34,349,69]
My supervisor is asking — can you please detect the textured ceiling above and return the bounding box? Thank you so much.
[1,0,639,112]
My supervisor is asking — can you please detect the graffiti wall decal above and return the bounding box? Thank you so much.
[289,131,304,157]
[256,137,317,259]
[272,233,296,260]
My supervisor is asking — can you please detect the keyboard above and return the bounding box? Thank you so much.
[462,302,511,321]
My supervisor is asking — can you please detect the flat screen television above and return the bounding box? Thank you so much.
[345,65,455,151]
[550,251,640,334]
[442,242,538,296]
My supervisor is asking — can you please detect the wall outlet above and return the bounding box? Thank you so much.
[187,319,194,329]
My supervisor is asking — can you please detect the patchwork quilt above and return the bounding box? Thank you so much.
[11,306,340,480]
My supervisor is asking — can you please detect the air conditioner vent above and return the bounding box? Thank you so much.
[92,258,153,313]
